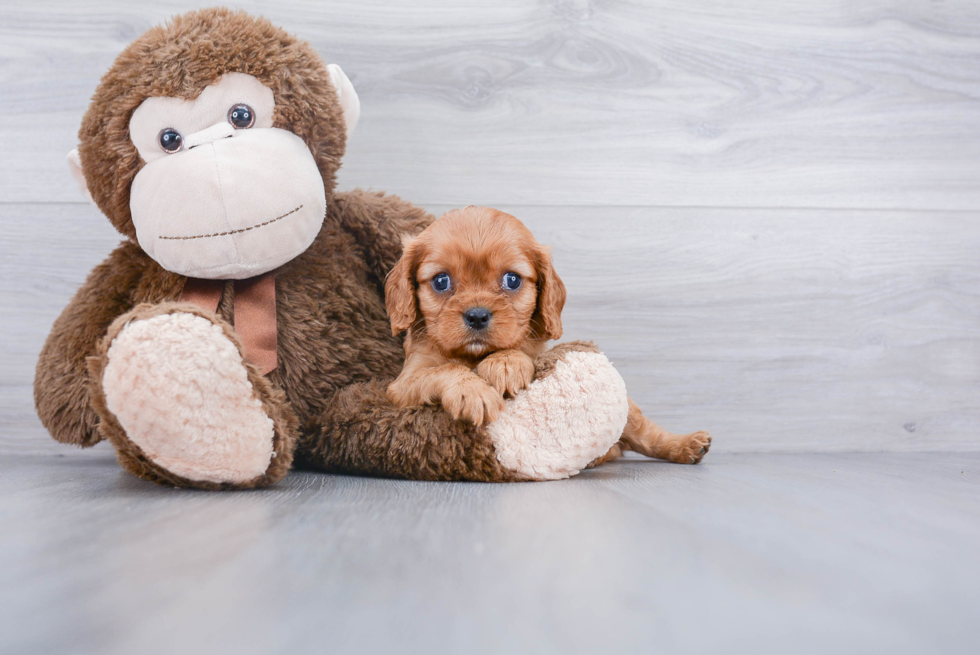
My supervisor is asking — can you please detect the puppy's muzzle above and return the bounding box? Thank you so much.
[463,307,492,331]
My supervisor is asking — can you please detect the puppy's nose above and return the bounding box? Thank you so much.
[463,307,492,331]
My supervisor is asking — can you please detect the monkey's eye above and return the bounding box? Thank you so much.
[158,128,183,153]
[502,272,522,291]
[431,273,452,293]
[228,104,255,129]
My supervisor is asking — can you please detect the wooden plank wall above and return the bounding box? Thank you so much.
[2,0,978,454]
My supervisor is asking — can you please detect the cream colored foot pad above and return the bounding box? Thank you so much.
[102,312,274,483]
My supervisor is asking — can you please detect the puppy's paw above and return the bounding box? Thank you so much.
[476,351,536,397]
[668,431,712,464]
[441,378,506,426]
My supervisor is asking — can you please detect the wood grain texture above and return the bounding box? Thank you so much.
[0,203,121,454]
[1,0,980,209]
[0,452,977,654]
[5,203,979,454]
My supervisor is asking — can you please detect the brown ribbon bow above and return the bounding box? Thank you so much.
[180,272,278,375]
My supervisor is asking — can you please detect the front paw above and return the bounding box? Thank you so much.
[476,351,535,397]
[441,378,505,426]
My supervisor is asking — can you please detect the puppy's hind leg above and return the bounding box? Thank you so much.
[586,441,626,468]
[620,398,711,464]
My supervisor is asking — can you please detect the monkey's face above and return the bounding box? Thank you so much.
[127,73,327,279]
[71,9,357,274]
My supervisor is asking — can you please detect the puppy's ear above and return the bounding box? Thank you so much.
[385,236,421,335]
[533,245,567,341]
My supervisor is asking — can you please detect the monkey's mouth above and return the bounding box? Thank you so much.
[157,204,303,241]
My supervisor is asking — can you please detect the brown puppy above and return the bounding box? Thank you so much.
[385,206,712,465]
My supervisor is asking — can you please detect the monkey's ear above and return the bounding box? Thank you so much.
[327,64,360,138]
[67,149,94,204]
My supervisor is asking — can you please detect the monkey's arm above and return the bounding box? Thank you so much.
[295,342,628,482]
[297,380,523,482]
[331,189,434,284]
[34,242,151,446]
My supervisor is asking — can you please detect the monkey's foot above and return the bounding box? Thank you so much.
[488,341,629,480]
[94,304,295,488]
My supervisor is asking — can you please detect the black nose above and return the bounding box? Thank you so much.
[463,307,492,331]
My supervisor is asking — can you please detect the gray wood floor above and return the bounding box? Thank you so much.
[1,452,978,655]
[2,1,979,653]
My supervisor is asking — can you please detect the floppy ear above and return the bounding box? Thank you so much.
[385,236,421,335]
[533,245,567,341]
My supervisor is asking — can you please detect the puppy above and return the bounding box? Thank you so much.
[385,206,711,465]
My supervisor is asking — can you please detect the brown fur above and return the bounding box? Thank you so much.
[383,207,711,464]
[36,9,606,487]
[385,207,565,424]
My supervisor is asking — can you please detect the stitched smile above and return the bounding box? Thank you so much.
[158,205,303,240]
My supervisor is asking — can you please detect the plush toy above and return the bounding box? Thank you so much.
[34,8,630,489]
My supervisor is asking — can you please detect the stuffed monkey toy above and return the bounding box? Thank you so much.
[34,8,630,489]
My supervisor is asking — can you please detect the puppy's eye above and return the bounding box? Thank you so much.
[431,273,452,293]
[158,128,183,153]
[502,272,522,291]
[228,104,255,129]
